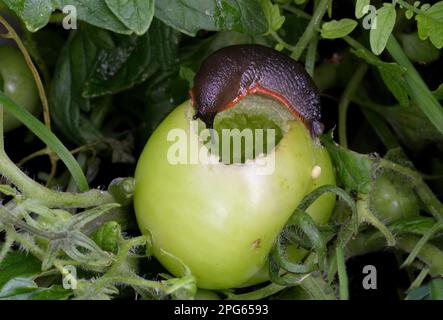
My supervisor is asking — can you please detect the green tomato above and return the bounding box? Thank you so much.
[370,173,420,222]
[134,97,336,289]
[0,45,39,132]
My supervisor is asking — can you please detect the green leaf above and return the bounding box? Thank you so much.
[434,84,443,100]
[0,252,41,289]
[370,4,396,55]
[378,64,410,107]
[0,277,72,300]
[0,91,90,191]
[104,0,155,35]
[91,221,122,254]
[360,108,400,149]
[399,32,440,63]
[430,279,443,300]
[320,19,357,39]
[352,49,409,106]
[355,0,370,19]
[57,0,131,34]
[49,26,112,145]
[416,2,443,48]
[389,217,438,236]
[406,284,430,300]
[405,9,414,20]
[321,133,375,193]
[386,36,443,135]
[377,104,443,152]
[1,0,52,32]
[2,0,133,34]
[140,71,189,140]
[0,185,17,197]
[260,0,285,33]
[83,19,179,98]
[154,0,268,36]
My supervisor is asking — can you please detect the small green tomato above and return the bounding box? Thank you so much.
[134,96,336,289]
[371,173,420,222]
[0,45,39,132]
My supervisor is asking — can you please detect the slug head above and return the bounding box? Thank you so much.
[192,109,217,129]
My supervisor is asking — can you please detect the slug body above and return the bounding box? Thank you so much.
[191,44,324,136]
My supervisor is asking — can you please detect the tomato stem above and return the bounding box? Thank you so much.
[336,246,349,300]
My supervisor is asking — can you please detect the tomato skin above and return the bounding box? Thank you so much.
[0,45,39,132]
[134,100,335,289]
[371,173,420,222]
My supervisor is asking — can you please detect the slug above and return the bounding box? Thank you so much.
[190,44,324,137]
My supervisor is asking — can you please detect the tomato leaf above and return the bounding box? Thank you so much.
[416,2,443,49]
[260,0,285,34]
[2,0,133,34]
[376,104,443,152]
[0,252,41,289]
[83,19,179,98]
[355,0,370,19]
[352,48,409,106]
[140,71,189,140]
[389,217,437,236]
[370,3,396,55]
[321,133,375,194]
[434,83,443,100]
[321,19,357,39]
[399,32,440,63]
[154,0,268,36]
[1,0,52,32]
[0,277,72,300]
[104,0,155,35]
[49,26,112,145]
[430,279,443,300]
[91,221,122,254]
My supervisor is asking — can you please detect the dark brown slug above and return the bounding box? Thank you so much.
[190,44,324,137]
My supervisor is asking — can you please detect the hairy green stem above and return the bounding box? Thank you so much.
[347,231,443,276]
[397,235,443,276]
[283,5,312,20]
[357,195,396,246]
[0,232,13,264]
[338,64,368,147]
[291,0,329,60]
[336,246,349,300]
[0,106,112,208]
[305,35,318,77]
[0,149,113,208]
[407,267,430,292]
[401,222,443,268]
[271,31,296,51]
[386,35,443,134]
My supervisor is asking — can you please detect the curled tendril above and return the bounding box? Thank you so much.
[269,184,358,291]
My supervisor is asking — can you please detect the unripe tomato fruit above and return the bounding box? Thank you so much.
[0,45,39,132]
[134,97,336,289]
[371,173,420,222]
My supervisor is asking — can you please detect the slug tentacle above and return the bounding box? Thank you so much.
[191,44,323,136]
